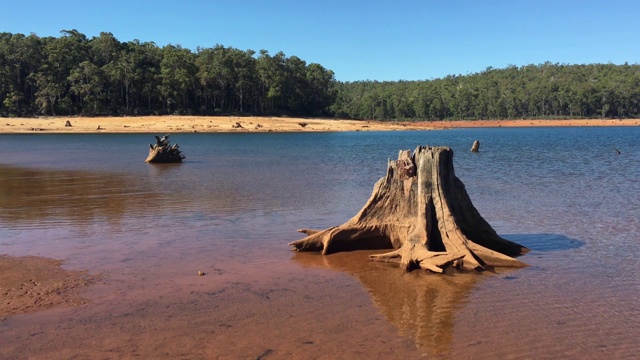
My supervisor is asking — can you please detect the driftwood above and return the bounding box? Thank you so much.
[145,134,185,163]
[290,146,528,273]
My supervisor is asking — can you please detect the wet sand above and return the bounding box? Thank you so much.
[0,252,425,359]
[0,116,638,134]
[0,255,97,319]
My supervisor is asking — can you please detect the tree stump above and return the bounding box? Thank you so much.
[471,140,480,152]
[290,146,528,273]
[145,134,185,163]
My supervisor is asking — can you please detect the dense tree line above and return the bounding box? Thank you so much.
[332,62,640,120]
[0,30,336,117]
[1,30,639,120]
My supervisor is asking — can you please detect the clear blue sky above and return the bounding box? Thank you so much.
[1,0,638,81]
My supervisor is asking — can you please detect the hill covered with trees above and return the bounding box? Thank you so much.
[1,30,639,120]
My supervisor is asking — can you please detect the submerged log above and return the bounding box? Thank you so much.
[145,134,185,163]
[290,146,528,273]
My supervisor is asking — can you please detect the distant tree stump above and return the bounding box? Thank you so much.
[145,134,185,163]
[471,140,480,152]
[64,120,72,127]
[290,146,528,273]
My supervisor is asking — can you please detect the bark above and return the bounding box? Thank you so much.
[290,146,528,273]
[145,134,185,163]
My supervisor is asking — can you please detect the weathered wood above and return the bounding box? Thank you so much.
[289,146,528,273]
[145,134,185,163]
[471,140,480,152]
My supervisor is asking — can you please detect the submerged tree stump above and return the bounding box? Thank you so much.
[145,134,185,163]
[471,140,480,152]
[290,146,528,273]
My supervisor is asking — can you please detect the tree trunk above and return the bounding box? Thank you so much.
[145,134,185,163]
[289,146,528,273]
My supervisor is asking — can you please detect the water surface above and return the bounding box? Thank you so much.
[0,128,638,358]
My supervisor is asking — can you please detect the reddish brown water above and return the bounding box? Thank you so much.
[1,130,639,359]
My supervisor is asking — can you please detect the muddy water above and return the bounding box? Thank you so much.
[0,129,639,359]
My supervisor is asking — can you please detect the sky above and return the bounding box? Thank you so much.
[1,0,639,82]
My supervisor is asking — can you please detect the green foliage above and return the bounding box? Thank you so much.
[1,30,639,120]
[333,62,640,121]
[0,30,336,117]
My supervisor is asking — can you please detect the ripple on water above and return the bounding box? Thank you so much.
[0,128,639,358]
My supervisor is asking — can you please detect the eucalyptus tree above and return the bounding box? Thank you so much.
[230,48,259,113]
[68,60,104,114]
[126,40,162,113]
[195,46,220,113]
[0,33,16,114]
[0,33,44,115]
[89,32,122,113]
[33,30,90,115]
[257,50,287,114]
[158,44,196,113]
[305,63,336,116]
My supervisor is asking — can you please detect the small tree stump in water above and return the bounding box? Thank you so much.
[471,140,480,152]
[290,146,528,273]
[145,134,185,163]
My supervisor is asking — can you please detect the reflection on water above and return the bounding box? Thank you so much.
[0,165,158,228]
[293,251,494,357]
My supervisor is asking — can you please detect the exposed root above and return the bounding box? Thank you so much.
[289,146,528,274]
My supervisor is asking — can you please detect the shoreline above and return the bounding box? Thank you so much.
[0,116,638,134]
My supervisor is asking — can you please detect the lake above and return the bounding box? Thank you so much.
[0,127,639,359]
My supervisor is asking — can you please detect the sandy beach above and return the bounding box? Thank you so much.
[0,115,638,134]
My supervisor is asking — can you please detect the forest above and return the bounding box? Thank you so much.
[1,30,639,120]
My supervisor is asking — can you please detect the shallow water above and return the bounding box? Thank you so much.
[0,128,639,359]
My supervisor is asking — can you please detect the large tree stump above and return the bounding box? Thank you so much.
[289,146,528,273]
[145,134,185,163]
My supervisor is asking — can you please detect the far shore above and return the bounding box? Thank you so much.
[0,116,638,134]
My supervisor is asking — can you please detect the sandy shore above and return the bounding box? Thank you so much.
[423,118,640,128]
[0,116,417,133]
[0,116,638,134]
